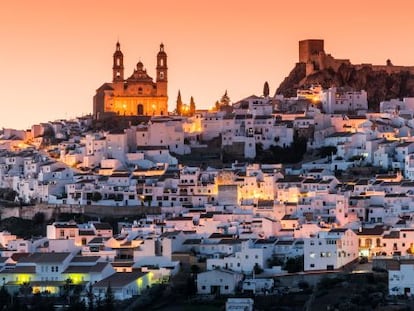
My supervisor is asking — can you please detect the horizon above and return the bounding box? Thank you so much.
[1,0,414,130]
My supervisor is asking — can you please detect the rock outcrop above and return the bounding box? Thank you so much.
[276,62,414,109]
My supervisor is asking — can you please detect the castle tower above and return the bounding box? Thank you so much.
[299,39,324,63]
[156,43,168,97]
[112,41,124,82]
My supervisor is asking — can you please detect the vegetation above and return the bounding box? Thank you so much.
[317,146,337,158]
[253,263,264,275]
[0,217,45,239]
[104,285,115,311]
[267,255,284,267]
[255,134,308,164]
[284,256,304,273]
[0,283,118,311]
[312,273,389,311]
[0,188,18,202]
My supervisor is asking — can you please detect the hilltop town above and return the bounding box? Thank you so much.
[1,40,414,310]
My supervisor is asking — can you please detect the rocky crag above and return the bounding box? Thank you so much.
[277,62,414,110]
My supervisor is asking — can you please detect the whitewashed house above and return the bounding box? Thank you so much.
[197,269,243,295]
[304,228,358,271]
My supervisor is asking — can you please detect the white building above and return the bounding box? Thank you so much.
[388,259,414,296]
[304,228,358,271]
[321,87,368,114]
[197,269,243,295]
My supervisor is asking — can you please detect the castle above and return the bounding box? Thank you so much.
[299,39,414,77]
[93,42,168,119]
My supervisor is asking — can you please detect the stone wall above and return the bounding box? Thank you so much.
[0,204,161,220]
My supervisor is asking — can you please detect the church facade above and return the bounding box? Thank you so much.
[93,42,168,119]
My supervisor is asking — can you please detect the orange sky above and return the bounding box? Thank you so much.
[1,0,414,130]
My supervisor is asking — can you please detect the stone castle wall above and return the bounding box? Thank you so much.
[299,39,414,76]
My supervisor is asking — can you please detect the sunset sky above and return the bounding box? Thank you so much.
[1,0,414,130]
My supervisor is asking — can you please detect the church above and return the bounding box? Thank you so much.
[93,42,168,119]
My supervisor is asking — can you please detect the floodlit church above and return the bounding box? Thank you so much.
[93,42,168,119]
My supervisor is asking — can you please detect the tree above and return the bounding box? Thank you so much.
[86,283,95,311]
[19,282,32,304]
[63,278,73,305]
[32,212,45,225]
[318,146,337,158]
[214,100,220,111]
[0,188,18,201]
[263,81,270,97]
[253,263,263,275]
[176,90,183,115]
[189,96,196,116]
[0,285,11,309]
[220,90,230,106]
[104,284,114,311]
[9,292,23,311]
[284,256,304,273]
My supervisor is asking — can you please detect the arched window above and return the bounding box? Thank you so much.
[138,87,143,95]
[160,59,164,66]
[137,104,144,115]
[159,72,164,79]
[116,58,121,66]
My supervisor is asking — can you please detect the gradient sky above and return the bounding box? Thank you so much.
[1,0,414,130]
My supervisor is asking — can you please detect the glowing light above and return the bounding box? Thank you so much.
[65,274,86,285]
[15,274,34,284]
[32,285,58,294]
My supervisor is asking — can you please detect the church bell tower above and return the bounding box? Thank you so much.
[156,43,168,96]
[113,41,124,82]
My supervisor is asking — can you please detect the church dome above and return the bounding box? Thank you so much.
[137,61,144,70]
[157,43,167,56]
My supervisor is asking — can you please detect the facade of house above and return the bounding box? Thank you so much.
[197,269,243,295]
[304,229,358,271]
